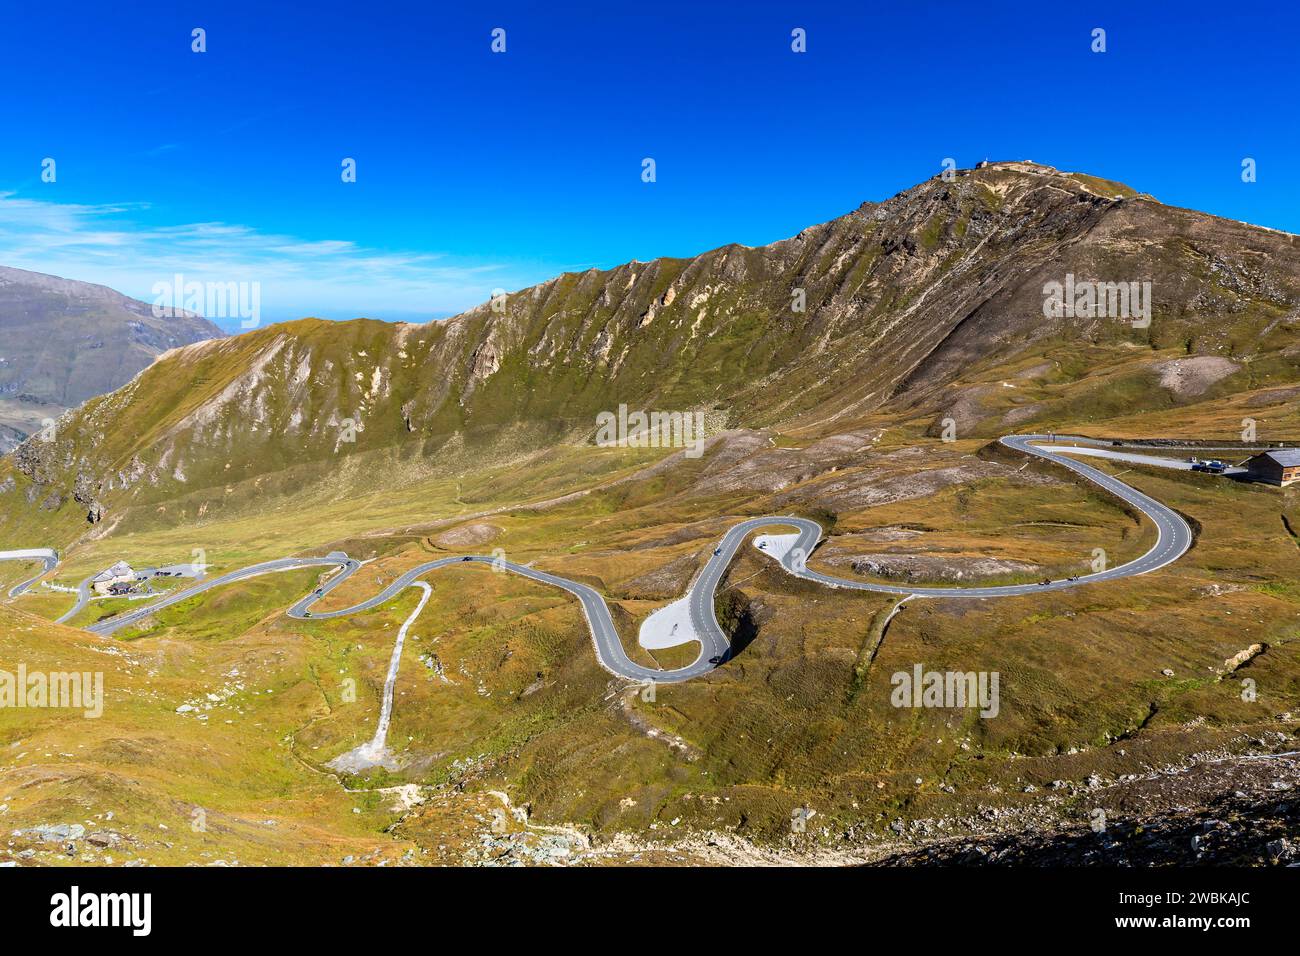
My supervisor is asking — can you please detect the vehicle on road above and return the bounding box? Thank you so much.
[1040,578,1052,586]
[708,656,722,664]
[461,556,472,562]
[713,548,721,555]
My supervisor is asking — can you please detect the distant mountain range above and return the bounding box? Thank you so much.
[4,161,1300,540]
[0,266,224,450]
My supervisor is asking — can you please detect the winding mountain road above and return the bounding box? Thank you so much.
[1,434,1197,683]
[1,548,58,599]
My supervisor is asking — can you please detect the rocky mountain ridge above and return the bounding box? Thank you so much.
[0,265,224,450]
[4,161,1299,539]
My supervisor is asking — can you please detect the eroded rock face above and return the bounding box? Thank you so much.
[73,468,98,505]
[432,522,501,549]
[1152,356,1241,398]
[469,338,501,383]
[11,436,54,485]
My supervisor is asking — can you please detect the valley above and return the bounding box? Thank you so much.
[2,162,1299,867]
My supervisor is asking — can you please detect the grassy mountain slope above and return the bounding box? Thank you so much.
[5,161,1300,546]
[3,163,1300,865]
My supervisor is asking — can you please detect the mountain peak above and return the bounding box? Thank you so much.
[7,162,1299,532]
[0,265,225,451]
[959,159,1152,202]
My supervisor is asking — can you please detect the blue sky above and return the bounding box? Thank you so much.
[2,1,1296,330]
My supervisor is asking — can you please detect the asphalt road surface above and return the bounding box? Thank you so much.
[54,562,208,625]
[4,434,1197,683]
[0,548,58,599]
[1033,442,1248,476]
[759,435,1194,600]
[83,554,354,637]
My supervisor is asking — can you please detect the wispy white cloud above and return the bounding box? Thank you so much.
[0,191,546,327]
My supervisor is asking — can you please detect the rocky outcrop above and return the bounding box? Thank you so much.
[846,553,1039,583]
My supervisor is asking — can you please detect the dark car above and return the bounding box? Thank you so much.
[708,656,722,664]
[713,548,721,556]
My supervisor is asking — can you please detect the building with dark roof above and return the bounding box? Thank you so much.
[1243,449,1300,486]
[91,560,136,595]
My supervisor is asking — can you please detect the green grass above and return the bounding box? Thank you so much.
[6,164,1300,859]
